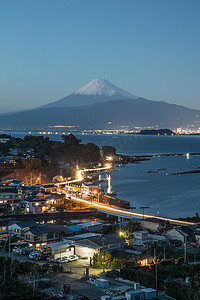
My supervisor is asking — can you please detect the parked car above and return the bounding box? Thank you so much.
[53,258,61,263]
[22,248,31,255]
[54,257,68,263]
[68,255,79,262]
[29,251,39,260]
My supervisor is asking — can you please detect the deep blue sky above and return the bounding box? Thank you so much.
[0,0,200,112]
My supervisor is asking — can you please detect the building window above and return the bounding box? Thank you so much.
[2,227,6,231]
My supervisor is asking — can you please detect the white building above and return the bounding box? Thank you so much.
[46,241,74,260]
[65,233,125,263]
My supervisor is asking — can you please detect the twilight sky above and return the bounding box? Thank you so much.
[0,0,200,112]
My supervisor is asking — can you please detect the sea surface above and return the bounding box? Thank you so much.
[3,130,200,218]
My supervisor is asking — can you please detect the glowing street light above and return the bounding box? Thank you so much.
[106,156,113,161]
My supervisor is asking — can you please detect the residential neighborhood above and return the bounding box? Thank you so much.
[0,134,200,299]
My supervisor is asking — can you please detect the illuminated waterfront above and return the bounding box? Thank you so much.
[4,131,200,218]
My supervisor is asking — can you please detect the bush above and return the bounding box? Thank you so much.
[92,252,126,270]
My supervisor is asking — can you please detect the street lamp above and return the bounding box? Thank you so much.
[140,206,150,219]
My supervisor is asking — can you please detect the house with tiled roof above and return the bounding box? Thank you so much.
[23,196,47,213]
[166,225,195,243]
[22,225,60,247]
[8,220,37,236]
[141,217,167,232]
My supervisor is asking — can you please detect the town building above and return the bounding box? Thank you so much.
[22,225,60,248]
[65,233,125,263]
[23,196,47,213]
[46,241,75,260]
[77,221,103,232]
[0,192,19,209]
[64,225,82,233]
[8,220,38,236]
[166,225,195,243]
[125,287,156,300]
[141,218,167,232]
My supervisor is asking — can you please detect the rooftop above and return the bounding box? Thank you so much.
[64,225,82,232]
[67,232,100,240]
[8,220,37,228]
[78,221,103,227]
[47,241,71,250]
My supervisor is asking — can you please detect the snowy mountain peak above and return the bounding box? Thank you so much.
[74,79,137,99]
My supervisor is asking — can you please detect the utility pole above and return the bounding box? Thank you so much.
[154,247,158,298]
[8,230,11,257]
[102,237,105,274]
[4,265,6,282]
[194,253,197,264]
[11,252,13,279]
[33,277,35,297]
[184,236,187,264]
[140,206,149,219]
[130,207,136,221]
[164,245,166,260]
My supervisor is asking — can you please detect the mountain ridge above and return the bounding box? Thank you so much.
[0,97,199,130]
[0,79,199,130]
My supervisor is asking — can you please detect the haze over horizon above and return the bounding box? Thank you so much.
[0,0,200,112]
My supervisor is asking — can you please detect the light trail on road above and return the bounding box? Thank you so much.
[56,163,195,226]
[57,163,111,186]
[70,196,195,226]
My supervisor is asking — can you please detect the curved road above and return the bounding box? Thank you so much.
[57,163,195,226]
[57,163,112,186]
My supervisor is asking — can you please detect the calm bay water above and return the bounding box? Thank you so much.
[4,130,200,218]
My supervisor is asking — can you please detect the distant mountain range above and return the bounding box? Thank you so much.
[0,79,199,130]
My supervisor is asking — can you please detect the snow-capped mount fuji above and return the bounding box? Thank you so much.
[74,79,137,98]
[41,79,138,108]
[1,77,200,130]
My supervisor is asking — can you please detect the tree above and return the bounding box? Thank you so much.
[62,133,81,146]
[102,145,116,156]
[92,251,125,270]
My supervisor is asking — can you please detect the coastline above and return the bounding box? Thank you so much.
[1,131,200,218]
